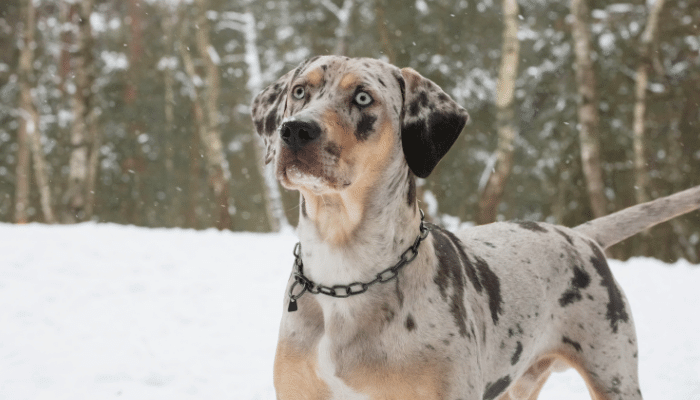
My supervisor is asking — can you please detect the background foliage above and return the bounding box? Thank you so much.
[0,0,698,262]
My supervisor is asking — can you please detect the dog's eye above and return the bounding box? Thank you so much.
[292,86,305,100]
[354,91,373,107]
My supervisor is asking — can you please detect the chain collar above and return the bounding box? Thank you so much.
[287,210,430,312]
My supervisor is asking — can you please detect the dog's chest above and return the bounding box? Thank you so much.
[275,337,450,400]
[274,295,454,400]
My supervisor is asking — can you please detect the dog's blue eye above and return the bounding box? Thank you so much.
[354,91,373,106]
[293,86,305,100]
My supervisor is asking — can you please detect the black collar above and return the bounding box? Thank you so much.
[287,210,429,312]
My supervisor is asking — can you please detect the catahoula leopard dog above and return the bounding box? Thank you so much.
[251,55,700,400]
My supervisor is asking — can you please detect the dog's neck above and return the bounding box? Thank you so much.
[295,162,421,300]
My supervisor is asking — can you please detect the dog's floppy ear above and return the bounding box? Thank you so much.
[251,68,296,164]
[398,68,469,178]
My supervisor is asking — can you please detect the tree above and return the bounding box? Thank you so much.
[220,9,291,232]
[570,0,606,218]
[632,0,666,205]
[15,0,55,223]
[160,9,179,226]
[476,0,520,225]
[179,0,233,230]
[318,0,355,56]
[64,0,98,223]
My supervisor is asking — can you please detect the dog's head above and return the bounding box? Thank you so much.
[251,56,469,196]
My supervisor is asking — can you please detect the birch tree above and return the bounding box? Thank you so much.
[220,10,291,232]
[632,0,666,205]
[64,0,98,223]
[179,0,233,230]
[476,0,520,225]
[374,0,396,63]
[160,9,180,226]
[15,0,55,223]
[570,0,607,218]
[318,0,355,55]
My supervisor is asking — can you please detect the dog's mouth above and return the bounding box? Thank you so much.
[282,165,327,193]
[276,150,351,194]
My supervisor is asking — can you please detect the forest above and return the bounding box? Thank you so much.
[0,0,698,262]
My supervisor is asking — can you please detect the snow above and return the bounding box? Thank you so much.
[1,222,699,399]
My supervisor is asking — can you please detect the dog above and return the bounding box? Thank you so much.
[251,55,700,400]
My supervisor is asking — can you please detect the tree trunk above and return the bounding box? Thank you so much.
[632,0,666,205]
[14,0,33,224]
[227,10,291,232]
[179,3,232,230]
[65,0,96,223]
[16,0,55,223]
[375,0,396,64]
[187,119,202,229]
[334,0,354,56]
[319,0,355,56]
[161,11,179,227]
[476,0,520,225]
[570,0,607,218]
[14,118,30,224]
[195,0,232,230]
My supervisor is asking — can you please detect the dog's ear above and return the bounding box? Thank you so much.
[398,68,469,178]
[251,68,296,164]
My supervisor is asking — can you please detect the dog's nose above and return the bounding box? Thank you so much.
[280,120,321,150]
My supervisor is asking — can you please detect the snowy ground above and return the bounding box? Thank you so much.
[1,222,698,400]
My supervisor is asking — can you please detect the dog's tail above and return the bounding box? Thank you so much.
[574,185,700,249]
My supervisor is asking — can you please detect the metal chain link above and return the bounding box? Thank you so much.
[288,210,430,309]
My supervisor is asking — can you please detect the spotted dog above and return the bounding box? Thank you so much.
[251,55,700,400]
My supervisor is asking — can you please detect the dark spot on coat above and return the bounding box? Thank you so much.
[511,342,523,365]
[555,228,575,245]
[483,376,512,400]
[571,265,591,288]
[321,64,328,71]
[394,279,404,308]
[409,91,429,116]
[324,142,341,158]
[405,314,416,332]
[356,113,377,141]
[393,69,406,103]
[407,171,416,206]
[301,196,308,218]
[254,118,265,136]
[474,255,503,325]
[380,302,395,323]
[562,336,582,352]
[431,225,482,293]
[264,109,280,136]
[265,92,278,105]
[431,227,469,337]
[559,264,591,307]
[588,241,629,333]
[378,77,386,87]
[512,220,548,233]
